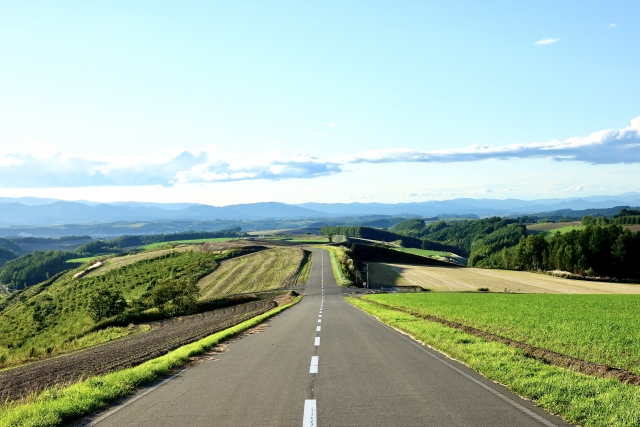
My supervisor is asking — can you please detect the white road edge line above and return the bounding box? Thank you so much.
[302,399,317,427]
[310,356,319,374]
[366,311,561,427]
[314,337,320,346]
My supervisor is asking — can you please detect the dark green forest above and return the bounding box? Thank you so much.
[506,225,640,279]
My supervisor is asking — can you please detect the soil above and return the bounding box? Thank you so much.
[0,300,276,403]
[367,299,640,386]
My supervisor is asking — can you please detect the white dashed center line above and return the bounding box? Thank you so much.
[302,399,317,427]
[310,356,319,374]
[314,337,320,346]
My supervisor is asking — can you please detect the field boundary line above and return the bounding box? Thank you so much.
[361,297,640,386]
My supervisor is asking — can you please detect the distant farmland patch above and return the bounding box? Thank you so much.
[198,247,305,298]
[526,221,638,236]
[141,237,235,250]
[368,263,640,294]
[84,246,198,277]
[392,247,466,265]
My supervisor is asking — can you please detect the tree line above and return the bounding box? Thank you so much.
[505,225,640,279]
[358,217,640,279]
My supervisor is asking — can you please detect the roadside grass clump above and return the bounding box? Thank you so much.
[317,245,353,286]
[198,248,304,299]
[348,297,640,427]
[0,250,231,368]
[0,298,301,427]
[296,251,313,284]
[362,293,640,376]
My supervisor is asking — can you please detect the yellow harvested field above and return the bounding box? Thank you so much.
[85,246,198,277]
[198,247,304,299]
[369,263,640,294]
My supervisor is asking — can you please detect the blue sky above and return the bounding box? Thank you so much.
[1,1,639,205]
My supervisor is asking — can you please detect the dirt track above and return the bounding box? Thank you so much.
[0,300,276,403]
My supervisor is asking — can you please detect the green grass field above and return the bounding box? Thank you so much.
[349,297,640,427]
[65,256,99,264]
[363,293,640,375]
[287,238,330,243]
[141,237,234,250]
[393,247,451,258]
[198,248,304,299]
[548,225,586,234]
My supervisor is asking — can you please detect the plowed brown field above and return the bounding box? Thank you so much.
[369,263,640,293]
[0,300,275,402]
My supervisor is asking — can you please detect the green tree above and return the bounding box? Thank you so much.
[151,277,199,316]
[87,288,128,322]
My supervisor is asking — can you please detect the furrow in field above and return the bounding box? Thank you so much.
[198,248,303,299]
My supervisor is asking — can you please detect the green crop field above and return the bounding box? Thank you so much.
[0,250,229,368]
[65,256,100,264]
[198,247,304,299]
[393,247,452,257]
[84,246,197,277]
[363,293,640,375]
[141,237,234,250]
[350,296,640,427]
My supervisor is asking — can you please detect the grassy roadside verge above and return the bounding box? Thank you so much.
[347,297,640,427]
[316,245,353,286]
[0,297,302,427]
[296,251,313,284]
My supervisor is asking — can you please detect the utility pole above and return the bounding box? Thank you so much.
[359,264,369,289]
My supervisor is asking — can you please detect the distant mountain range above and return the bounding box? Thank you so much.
[0,194,639,227]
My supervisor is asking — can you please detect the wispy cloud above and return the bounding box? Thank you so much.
[608,23,617,28]
[535,37,559,45]
[1,116,639,188]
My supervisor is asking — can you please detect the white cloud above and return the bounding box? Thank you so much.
[1,116,639,188]
[608,23,617,28]
[535,38,559,45]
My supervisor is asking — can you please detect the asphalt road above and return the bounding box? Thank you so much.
[84,248,572,427]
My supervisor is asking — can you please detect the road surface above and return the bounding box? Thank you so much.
[82,248,572,427]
